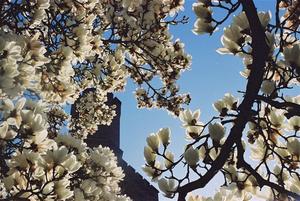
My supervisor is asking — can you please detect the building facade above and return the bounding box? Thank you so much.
[84,93,159,201]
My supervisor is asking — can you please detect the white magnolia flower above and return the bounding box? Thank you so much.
[225,183,253,201]
[265,31,275,54]
[144,146,156,165]
[284,43,300,68]
[193,18,214,35]
[232,12,249,31]
[7,149,41,171]
[287,138,300,157]
[55,179,73,200]
[3,176,14,191]
[217,37,240,55]
[288,174,300,194]
[250,137,267,161]
[213,93,238,113]
[187,194,203,201]
[146,133,160,151]
[1,98,26,128]
[273,165,288,181]
[287,116,300,131]
[179,109,201,127]
[122,0,143,12]
[213,99,226,113]
[261,80,276,95]
[42,182,54,195]
[158,128,170,146]
[184,146,199,167]
[186,126,203,140]
[258,11,272,28]
[222,93,238,110]
[143,161,162,180]
[232,11,271,31]
[63,154,81,173]
[208,122,225,142]
[217,25,243,55]
[81,179,97,194]
[285,95,300,104]
[269,109,285,128]
[0,121,16,139]
[192,3,212,19]
[158,178,177,197]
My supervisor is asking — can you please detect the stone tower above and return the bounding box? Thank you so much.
[74,92,159,201]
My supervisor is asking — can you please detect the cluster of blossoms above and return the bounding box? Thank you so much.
[192,1,214,35]
[70,89,117,139]
[143,1,300,201]
[0,97,130,201]
[0,0,192,200]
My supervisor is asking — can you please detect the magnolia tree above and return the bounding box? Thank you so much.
[0,0,191,200]
[143,0,300,201]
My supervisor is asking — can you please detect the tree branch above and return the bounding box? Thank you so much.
[177,0,270,200]
[257,95,300,118]
[236,138,300,200]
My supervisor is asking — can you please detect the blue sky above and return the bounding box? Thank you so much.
[116,1,274,200]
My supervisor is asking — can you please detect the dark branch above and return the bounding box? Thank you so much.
[177,0,270,200]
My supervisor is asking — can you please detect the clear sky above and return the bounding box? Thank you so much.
[116,1,273,200]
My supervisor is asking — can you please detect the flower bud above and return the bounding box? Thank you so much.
[184,146,199,167]
[287,116,300,131]
[208,122,225,142]
[144,146,156,165]
[261,80,276,95]
[158,128,170,146]
[146,133,160,151]
[287,138,300,157]
[192,3,211,20]
[158,178,177,198]
[0,121,8,139]
[213,100,226,113]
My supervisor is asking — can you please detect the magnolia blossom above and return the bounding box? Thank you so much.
[232,11,271,31]
[273,165,289,182]
[289,175,300,194]
[250,137,268,161]
[144,146,156,165]
[217,25,243,54]
[208,122,225,142]
[0,121,15,140]
[158,178,177,198]
[184,146,200,167]
[193,18,214,35]
[146,133,160,151]
[192,2,214,35]
[287,116,300,131]
[186,126,203,140]
[269,109,285,128]
[1,98,26,128]
[193,3,212,19]
[287,138,300,157]
[143,161,162,181]
[213,93,238,114]
[261,80,276,95]
[217,11,271,56]
[179,109,201,127]
[158,128,171,146]
[283,43,300,69]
